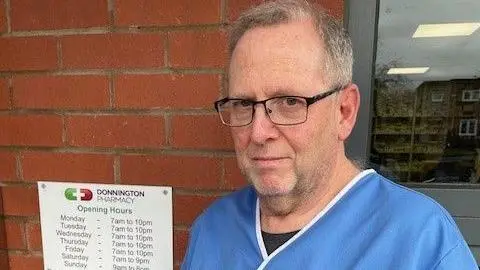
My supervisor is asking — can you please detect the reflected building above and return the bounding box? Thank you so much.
[371,78,480,183]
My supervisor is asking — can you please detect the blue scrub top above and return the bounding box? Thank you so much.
[182,170,478,269]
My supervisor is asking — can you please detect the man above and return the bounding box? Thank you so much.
[182,0,478,269]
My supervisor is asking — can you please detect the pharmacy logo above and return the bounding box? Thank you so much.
[64,188,93,201]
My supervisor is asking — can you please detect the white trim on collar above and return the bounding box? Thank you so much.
[255,169,376,270]
[256,199,268,259]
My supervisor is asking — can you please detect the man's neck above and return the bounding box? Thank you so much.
[260,159,360,233]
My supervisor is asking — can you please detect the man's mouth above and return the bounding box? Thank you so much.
[251,157,289,167]
[252,157,285,161]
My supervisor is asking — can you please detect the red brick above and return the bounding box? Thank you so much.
[5,220,25,249]
[0,187,3,215]
[8,254,43,270]
[121,155,221,188]
[11,0,108,31]
[0,151,17,181]
[62,34,164,69]
[313,0,344,18]
[115,74,220,109]
[171,115,234,150]
[169,30,227,68]
[227,0,343,21]
[22,152,114,183]
[66,115,165,148]
[0,115,63,147]
[1,186,39,216]
[224,157,246,189]
[227,0,264,21]
[116,0,221,26]
[0,251,7,270]
[0,37,57,71]
[174,229,188,262]
[0,2,5,33]
[26,222,42,251]
[0,223,5,248]
[174,194,217,225]
[0,78,9,109]
[13,75,109,109]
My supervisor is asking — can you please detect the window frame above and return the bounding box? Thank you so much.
[345,0,480,189]
[462,89,480,102]
[344,0,379,161]
[459,119,478,136]
[345,2,480,264]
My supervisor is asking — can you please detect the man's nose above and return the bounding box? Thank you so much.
[250,104,279,144]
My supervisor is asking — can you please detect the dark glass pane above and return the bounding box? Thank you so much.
[371,0,480,184]
[460,121,468,134]
[468,120,476,134]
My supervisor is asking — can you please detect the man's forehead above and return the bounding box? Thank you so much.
[228,21,327,99]
[228,20,325,76]
[229,86,301,99]
[231,19,322,58]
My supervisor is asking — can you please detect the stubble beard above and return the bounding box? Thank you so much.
[245,167,318,216]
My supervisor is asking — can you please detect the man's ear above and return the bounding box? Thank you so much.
[338,83,360,141]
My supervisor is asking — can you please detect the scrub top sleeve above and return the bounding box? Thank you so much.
[433,241,478,270]
[181,215,205,270]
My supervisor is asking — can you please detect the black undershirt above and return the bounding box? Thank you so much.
[261,230,300,255]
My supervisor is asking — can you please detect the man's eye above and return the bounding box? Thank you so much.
[285,98,298,105]
[232,100,251,107]
[285,98,298,106]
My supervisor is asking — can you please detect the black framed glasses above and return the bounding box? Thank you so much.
[214,86,343,127]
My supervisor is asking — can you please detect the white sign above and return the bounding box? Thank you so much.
[38,181,172,270]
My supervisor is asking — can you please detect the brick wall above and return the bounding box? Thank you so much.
[0,0,343,269]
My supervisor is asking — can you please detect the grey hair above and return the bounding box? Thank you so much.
[228,0,353,88]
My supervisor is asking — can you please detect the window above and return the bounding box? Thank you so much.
[462,89,480,102]
[431,92,444,102]
[459,119,477,136]
[360,0,480,184]
[348,0,480,254]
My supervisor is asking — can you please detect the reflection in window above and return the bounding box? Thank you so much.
[459,119,477,136]
[370,0,480,184]
[431,92,444,102]
[462,89,480,102]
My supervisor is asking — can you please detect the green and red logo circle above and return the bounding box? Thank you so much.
[64,188,93,201]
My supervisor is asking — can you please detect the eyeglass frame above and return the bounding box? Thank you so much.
[214,86,344,127]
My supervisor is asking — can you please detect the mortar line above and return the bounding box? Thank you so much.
[4,0,11,33]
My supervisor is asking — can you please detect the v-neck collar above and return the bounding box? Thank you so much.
[254,169,376,270]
